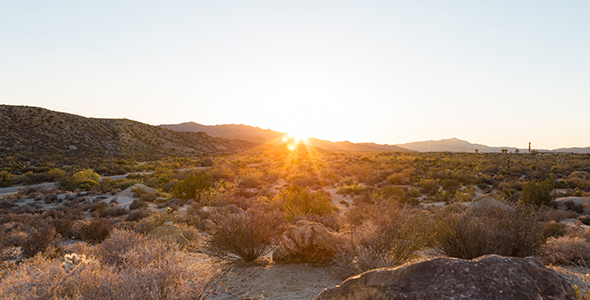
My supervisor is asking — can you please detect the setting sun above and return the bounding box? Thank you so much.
[288,132,309,143]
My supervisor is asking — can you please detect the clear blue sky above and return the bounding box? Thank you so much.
[2,1,589,149]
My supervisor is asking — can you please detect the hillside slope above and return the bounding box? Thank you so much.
[0,105,253,163]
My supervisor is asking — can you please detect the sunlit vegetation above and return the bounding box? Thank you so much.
[2,146,590,297]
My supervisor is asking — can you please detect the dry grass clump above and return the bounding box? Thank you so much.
[0,229,211,299]
[541,226,590,266]
[334,205,431,277]
[206,209,284,262]
[541,236,590,266]
[431,204,545,259]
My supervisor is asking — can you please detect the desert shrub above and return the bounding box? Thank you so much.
[441,179,461,194]
[139,192,158,202]
[111,178,142,190]
[431,204,545,259]
[542,208,579,222]
[79,219,114,243]
[520,179,555,207]
[59,169,101,191]
[173,172,212,200]
[0,239,211,299]
[126,209,151,222]
[239,173,260,188]
[96,228,146,266]
[541,236,590,266]
[419,179,440,196]
[44,168,66,181]
[276,186,337,222]
[407,187,421,198]
[99,206,129,218]
[0,170,13,187]
[386,173,409,185]
[206,209,283,262]
[200,182,236,206]
[88,201,108,213]
[567,171,590,191]
[543,221,567,239]
[129,199,148,210]
[22,224,61,258]
[336,183,367,196]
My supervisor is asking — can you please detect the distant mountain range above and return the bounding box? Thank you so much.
[0,105,253,164]
[161,122,590,154]
[160,122,413,152]
[396,138,526,153]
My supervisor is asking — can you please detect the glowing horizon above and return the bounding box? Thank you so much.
[2,1,590,150]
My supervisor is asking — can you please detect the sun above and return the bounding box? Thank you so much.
[288,132,309,143]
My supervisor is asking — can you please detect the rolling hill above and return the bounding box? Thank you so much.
[0,105,254,164]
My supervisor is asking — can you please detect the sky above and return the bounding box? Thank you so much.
[1,1,590,149]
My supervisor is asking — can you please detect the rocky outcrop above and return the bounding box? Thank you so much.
[149,224,189,249]
[273,220,342,264]
[316,255,576,300]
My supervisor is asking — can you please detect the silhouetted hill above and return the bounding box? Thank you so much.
[552,147,590,154]
[161,122,412,152]
[160,122,286,144]
[397,138,526,153]
[0,105,254,164]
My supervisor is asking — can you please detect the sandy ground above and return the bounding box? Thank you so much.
[203,261,343,300]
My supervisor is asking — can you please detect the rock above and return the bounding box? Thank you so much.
[578,215,590,226]
[150,224,182,237]
[468,196,511,214]
[273,220,342,264]
[119,184,158,198]
[157,234,189,249]
[202,205,244,215]
[149,224,189,249]
[554,197,590,214]
[316,255,576,300]
[224,204,243,215]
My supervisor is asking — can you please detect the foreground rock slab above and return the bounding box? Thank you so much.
[317,255,576,300]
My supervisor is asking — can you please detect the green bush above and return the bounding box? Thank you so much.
[520,179,555,207]
[173,172,212,200]
[419,179,439,196]
[276,186,337,222]
[59,169,101,191]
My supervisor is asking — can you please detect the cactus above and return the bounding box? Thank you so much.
[62,253,92,271]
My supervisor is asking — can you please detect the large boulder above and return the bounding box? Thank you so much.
[468,196,511,214]
[273,220,342,264]
[149,224,189,249]
[316,255,575,300]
